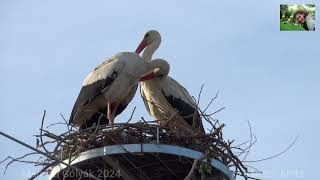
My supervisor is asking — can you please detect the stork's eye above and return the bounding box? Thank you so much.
[145,33,150,38]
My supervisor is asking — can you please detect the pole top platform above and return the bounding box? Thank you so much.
[49,143,235,180]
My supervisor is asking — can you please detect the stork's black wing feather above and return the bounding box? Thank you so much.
[69,70,118,124]
[161,89,200,126]
[160,77,205,133]
[76,84,137,130]
[116,84,138,115]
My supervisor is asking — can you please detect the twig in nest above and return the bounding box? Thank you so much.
[204,107,225,116]
[243,135,299,163]
[28,163,52,180]
[203,90,219,113]
[242,121,255,161]
[0,129,101,180]
[39,110,51,155]
[196,84,204,107]
[126,106,136,123]
[0,153,39,174]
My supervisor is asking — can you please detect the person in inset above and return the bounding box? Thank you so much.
[294,9,315,31]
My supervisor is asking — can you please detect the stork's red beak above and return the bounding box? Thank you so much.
[135,39,147,54]
[140,72,156,81]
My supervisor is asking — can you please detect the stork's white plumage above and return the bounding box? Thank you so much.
[136,30,205,133]
[69,52,148,130]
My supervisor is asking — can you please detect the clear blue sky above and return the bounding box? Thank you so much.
[0,0,319,179]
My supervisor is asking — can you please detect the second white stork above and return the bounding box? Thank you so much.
[136,30,205,133]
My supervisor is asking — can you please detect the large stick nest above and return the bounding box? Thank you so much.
[1,90,261,180]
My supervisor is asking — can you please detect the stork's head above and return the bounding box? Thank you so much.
[135,30,161,54]
[140,59,170,81]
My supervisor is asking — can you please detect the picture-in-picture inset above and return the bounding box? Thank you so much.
[280,4,315,31]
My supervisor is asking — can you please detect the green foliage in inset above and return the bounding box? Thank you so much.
[280,22,306,31]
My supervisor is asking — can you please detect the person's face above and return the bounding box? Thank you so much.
[295,13,305,24]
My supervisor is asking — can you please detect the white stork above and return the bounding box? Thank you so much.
[136,30,205,133]
[69,52,148,130]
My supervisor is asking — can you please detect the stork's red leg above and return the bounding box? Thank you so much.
[107,100,118,124]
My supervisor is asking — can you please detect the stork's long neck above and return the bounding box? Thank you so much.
[142,39,161,62]
[142,47,154,62]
